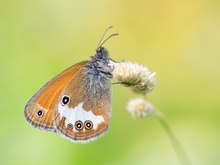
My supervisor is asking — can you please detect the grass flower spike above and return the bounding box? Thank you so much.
[111,61,156,94]
[127,98,154,119]
[110,58,192,165]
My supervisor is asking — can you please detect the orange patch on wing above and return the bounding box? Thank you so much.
[24,61,88,130]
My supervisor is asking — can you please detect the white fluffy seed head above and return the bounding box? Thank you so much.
[127,98,154,119]
[110,61,156,95]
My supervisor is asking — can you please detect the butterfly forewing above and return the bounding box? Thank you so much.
[24,61,89,131]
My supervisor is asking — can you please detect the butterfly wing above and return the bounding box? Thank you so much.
[24,61,88,131]
[54,66,111,142]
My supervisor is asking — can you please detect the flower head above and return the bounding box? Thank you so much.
[110,61,156,95]
[127,98,154,119]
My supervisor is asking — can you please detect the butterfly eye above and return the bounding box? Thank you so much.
[84,120,93,130]
[75,120,83,131]
[61,95,70,105]
[37,110,43,117]
[97,52,103,59]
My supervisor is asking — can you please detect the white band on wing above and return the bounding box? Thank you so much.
[58,102,104,131]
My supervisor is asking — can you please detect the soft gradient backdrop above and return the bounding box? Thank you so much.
[1,0,220,165]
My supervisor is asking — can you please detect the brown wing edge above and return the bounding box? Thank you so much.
[55,115,110,143]
[24,108,55,131]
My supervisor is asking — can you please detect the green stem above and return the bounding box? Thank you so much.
[154,111,192,165]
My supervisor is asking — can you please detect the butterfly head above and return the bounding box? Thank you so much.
[92,47,109,62]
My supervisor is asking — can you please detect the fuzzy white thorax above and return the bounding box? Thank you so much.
[127,98,154,119]
[110,61,156,95]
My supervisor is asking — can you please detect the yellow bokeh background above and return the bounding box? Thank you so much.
[1,0,220,165]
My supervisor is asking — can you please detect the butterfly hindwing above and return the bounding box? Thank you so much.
[24,61,88,131]
[54,65,111,142]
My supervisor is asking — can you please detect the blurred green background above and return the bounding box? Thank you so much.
[1,0,220,165]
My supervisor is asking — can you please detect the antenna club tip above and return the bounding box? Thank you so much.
[96,26,118,49]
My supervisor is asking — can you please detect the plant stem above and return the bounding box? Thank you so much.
[155,111,192,165]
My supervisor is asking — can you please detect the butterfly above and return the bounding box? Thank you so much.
[24,27,118,143]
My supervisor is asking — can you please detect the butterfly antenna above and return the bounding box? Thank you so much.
[96,26,113,50]
[99,33,119,48]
